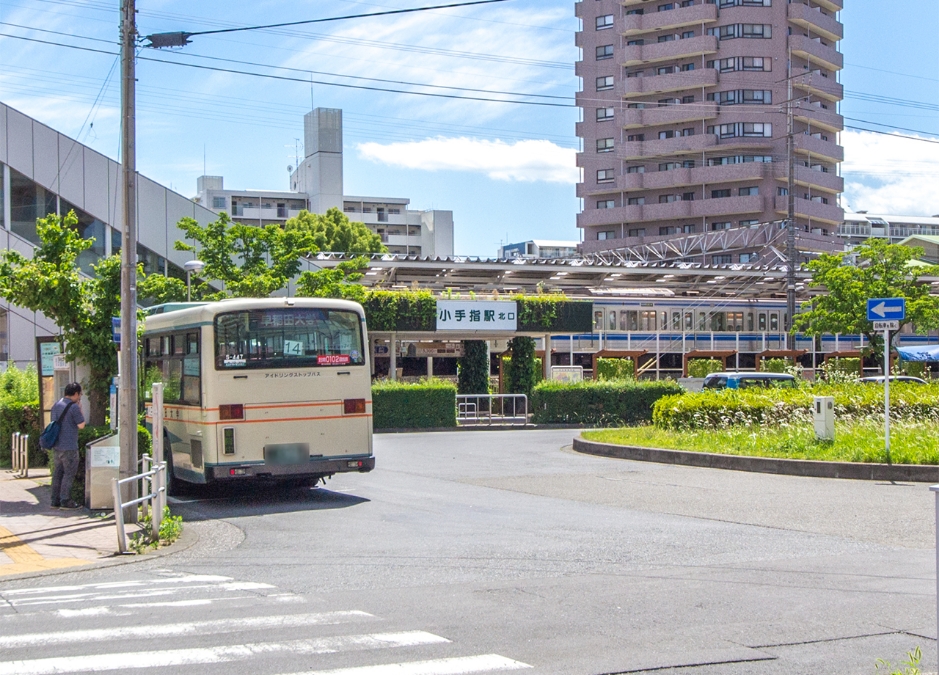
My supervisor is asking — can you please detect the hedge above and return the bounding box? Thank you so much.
[595,358,634,381]
[760,358,791,373]
[372,379,457,429]
[688,359,724,378]
[0,401,41,467]
[652,382,939,431]
[531,380,684,426]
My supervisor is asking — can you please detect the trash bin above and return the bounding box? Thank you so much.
[84,432,120,509]
[813,396,835,441]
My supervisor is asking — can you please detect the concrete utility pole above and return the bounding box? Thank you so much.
[786,46,797,351]
[119,0,138,519]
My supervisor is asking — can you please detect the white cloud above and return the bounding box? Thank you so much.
[842,129,939,216]
[357,136,578,183]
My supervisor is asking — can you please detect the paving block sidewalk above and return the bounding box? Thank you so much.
[0,467,136,576]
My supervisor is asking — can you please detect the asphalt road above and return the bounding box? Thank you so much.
[1,429,936,675]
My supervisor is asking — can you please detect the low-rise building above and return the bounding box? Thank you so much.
[498,240,580,260]
[838,212,939,247]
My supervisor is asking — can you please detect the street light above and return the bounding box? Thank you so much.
[184,260,206,302]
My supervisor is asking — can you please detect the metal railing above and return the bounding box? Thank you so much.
[10,433,29,478]
[457,394,528,426]
[111,456,166,554]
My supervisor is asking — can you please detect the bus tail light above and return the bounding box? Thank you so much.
[219,404,244,420]
[223,427,235,455]
[344,399,366,415]
[229,467,246,476]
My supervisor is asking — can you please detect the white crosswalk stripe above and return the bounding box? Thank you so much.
[0,573,533,674]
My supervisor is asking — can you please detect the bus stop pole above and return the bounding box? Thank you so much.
[884,327,891,465]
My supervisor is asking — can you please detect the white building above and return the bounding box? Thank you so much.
[498,240,580,260]
[838,212,939,247]
[195,108,454,258]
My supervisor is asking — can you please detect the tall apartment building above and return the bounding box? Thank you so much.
[575,0,844,259]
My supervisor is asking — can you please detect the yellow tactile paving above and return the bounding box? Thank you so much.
[0,525,90,576]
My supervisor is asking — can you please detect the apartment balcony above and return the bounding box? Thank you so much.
[618,133,717,160]
[622,68,718,98]
[622,102,718,128]
[788,2,843,42]
[794,133,844,163]
[793,71,843,103]
[576,204,644,228]
[640,162,770,191]
[793,103,843,133]
[811,0,843,15]
[692,195,765,219]
[623,3,717,36]
[577,172,645,198]
[775,196,844,225]
[574,1,583,18]
[783,165,844,194]
[622,35,718,67]
[789,34,843,71]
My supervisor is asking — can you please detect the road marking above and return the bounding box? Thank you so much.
[0,526,90,576]
[0,631,449,675]
[0,610,375,648]
[302,654,533,675]
[0,574,232,596]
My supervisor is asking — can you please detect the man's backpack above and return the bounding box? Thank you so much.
[39,400,76,450]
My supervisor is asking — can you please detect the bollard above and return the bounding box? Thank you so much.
[112,477,127,554]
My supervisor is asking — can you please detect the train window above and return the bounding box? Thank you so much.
[594,311,603,331]
[728,312,743,331]
[608,311,617,331]
[627,311,638,331]
[758,313,767,331]
[770,313,779,331]
[747,313,754,331]
[672,312,681,330]
[684,312,693,331]
[620,312,628,331]
[710,312,726,331]
[660,312,667,331]
[641,311,657,331]
[698,312,706,331]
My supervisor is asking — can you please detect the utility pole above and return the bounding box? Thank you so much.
[786,46,797,351]
[119,0,138,520]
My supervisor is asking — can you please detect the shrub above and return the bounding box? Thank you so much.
[760,358,791,373]
[0,363,41,467]
[595,358,634,381]
[688,359,724,378]
[900,361,927,379]
[458,340,490,395]
[372,379,457,429]
[531,380,683,426]
[822,357,861,383]
[503,337,539,399]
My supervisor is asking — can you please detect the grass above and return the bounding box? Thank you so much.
[583,420,939,465]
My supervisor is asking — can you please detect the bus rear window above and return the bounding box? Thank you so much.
[214,308,365,370]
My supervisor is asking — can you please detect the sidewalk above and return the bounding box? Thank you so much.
[0,467,133,576]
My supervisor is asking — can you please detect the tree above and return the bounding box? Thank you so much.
[793,239,939,366]
[286,208,386,254]
[458,341,490,395]
[138,273,188,305]
[0,212,121,424]
[174,212,317,298]
[294,257,369,301]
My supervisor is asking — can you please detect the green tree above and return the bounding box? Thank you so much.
[295,257,369,301]
[174,213,317,298]
[138,273,188,305]
[286,208,386,254]
[505,336,538,399]
[793,239,939,365]
[0,212,121,424]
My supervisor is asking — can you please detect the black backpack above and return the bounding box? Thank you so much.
[39,400,76,450]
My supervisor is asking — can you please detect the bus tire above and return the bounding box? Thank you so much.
[164,440,186,497]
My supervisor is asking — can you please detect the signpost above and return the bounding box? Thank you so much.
[867,298,906,464]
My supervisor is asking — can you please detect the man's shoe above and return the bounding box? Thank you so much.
[50,502,60,509]
[59,501,81,510]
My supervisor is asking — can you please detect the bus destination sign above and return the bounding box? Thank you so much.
[436,301,518,332]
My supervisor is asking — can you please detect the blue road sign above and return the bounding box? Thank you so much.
[111,317,121,345]
[867,297,906,322]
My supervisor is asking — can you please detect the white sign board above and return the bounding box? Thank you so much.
[90,446,120,467]
[873,320,900,331]
[52,354,68,371]
[414,342,465,358]
[551,366,584,383]
[436,301,517,332]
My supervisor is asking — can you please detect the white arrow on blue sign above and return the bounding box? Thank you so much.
[867,298,906,322]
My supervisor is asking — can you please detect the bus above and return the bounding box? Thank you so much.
[143,297,374,492]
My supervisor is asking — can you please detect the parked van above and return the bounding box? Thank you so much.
[702,372,798,390]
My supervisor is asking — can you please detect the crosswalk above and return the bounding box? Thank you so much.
[0,573,532,675]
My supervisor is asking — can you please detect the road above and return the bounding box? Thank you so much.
[0,429,936,674]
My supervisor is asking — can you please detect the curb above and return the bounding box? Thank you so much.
[572,436,939,483]
[0,519,200,583]
[375,424,586,434]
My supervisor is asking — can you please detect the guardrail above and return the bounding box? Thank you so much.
[111,457,166,554]
[457,394,528,426]
[10,433,29,478]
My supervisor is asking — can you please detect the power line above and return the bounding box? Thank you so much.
[844,62,939,84]
[844,117,939,138]
[844,126,939,145]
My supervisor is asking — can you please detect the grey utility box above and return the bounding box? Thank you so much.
[813,396,835,442]
[84,433,120,510]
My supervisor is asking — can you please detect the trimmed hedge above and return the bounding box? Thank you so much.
[531,380,684,426]
[760,358,791,373]
[652,382,939,431]
[372,379,457,429]
[0,401,41,467]
[596,358,634,381]
[688,359,724,378]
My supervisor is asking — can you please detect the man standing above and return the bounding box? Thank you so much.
[50,382,86,510]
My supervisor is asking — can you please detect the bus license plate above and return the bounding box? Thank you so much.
[263,443,310,465]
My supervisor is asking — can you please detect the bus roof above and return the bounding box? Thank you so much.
[143,297,367,332]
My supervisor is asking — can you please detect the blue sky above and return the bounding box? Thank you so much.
[0,0,937,257]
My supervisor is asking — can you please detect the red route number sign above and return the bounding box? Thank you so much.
[317,354,351,366]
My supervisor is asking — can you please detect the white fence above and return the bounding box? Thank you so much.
[111,457,166,554]
[457,394,528,426]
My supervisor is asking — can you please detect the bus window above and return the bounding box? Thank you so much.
[770,313,779,331]
[759,313,767,331]
[162,358,182,403]
[214,308,366,370]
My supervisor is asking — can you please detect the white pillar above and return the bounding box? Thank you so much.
[390,332,397,380]
[427,356,433,378]
[735,333,740,371]
[655,332,660,381]
[544,333,551,380]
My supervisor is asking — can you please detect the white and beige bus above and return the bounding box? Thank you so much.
[143,298,374,492]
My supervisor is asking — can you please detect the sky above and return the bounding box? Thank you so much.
[0,0,937,257]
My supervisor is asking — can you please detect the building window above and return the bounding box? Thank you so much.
[597,138,615,153]
[707,122,772,138]
[681,128,694,137]
[212,196,226,209]
[596,76,614,91]
[739,253,754,263]
[628,228,646,237]
[626,165,645,174]
[658,3,675,10]
[628,197,645,205]
[596,45,614,60]
[597,200,616,209]
[711,189,731,199]
[682,224,696,233]
[597,169,615,183]
[659,130,675,140]
[682,192,695,201]
[708,56,771,72]
[720,0,771,6]
[740,220,759,226]
[627,134,645,141]
[659,195,678,204]
[711,222,731,230]
[707,90,772,105]
[709,155,773,166]
[627,39,645,46]
[708,24,772,40]
[660,226,678,235]
[597,107,615,122]
[681,31,695,39]
[657,34,676,42]
[738,186,759,196]
[682,95,695,104]
[596,14,614,29]
[712,254,733,265]
[9,169,57,245]
[597,230,616,240]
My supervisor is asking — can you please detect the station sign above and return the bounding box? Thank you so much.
[436,301,517,331]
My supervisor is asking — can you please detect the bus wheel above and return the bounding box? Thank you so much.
[164,443,185,497]
[288,476,322,489]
